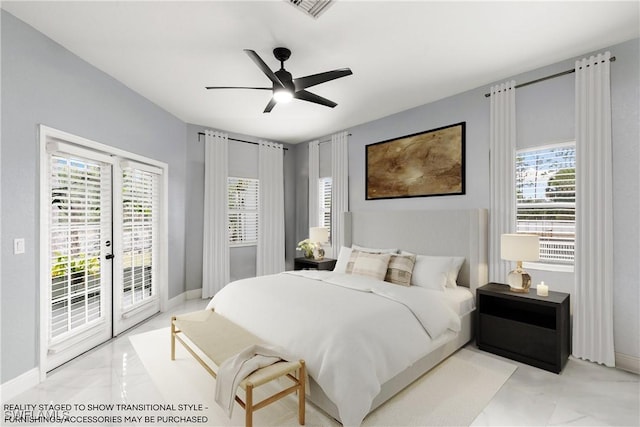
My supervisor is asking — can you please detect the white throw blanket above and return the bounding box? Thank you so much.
[208,271,460,426]
[214,344,287,417]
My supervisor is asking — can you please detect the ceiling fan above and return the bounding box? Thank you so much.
[206,47,353,113]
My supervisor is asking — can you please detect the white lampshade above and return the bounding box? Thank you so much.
[309,227,329,243]
[501,234,540,262]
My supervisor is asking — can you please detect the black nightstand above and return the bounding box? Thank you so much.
[476,282,571,374]
[293,257,337,271]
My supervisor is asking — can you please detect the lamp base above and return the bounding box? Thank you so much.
[507,269,532,293]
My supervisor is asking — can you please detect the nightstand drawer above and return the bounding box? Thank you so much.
[479,314,557,364]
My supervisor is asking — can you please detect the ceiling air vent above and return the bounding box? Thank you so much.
[286,0,335,19]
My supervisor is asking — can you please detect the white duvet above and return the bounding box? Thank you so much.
[206,270,460,426]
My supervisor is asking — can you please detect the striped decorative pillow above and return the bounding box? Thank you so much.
[385,253,416,286]
[345,249,361,274]
[351,252,392,281]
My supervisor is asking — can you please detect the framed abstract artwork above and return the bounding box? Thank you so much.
[366,122,465,200]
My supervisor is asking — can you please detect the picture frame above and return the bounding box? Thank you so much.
[366,122,465,200]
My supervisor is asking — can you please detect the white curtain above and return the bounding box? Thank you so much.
[330,131,349,257]
[257,140,285,276]
[573,52,615,366]
[489,81,516,283]
[308,140,320,228]
[202,130,229,298]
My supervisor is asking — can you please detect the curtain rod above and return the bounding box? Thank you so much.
[318,134,352,144]
[197,132,351,146]
[197,132,288,151]
[483,56,616,98]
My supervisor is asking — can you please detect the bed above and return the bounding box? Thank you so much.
[207,209,488,426]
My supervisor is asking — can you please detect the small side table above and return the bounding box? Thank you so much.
[476,282,571,373]
[294,257,337,271]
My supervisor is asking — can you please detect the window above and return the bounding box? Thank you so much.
[319,177,332,240]
[516,142,576,264]
[228,177,259,246]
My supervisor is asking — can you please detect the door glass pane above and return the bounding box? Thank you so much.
[50,155,110,340]
[122,167,159,309]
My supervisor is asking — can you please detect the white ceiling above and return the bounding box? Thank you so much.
[3,1,639,144]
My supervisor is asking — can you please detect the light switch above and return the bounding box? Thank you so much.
[14,238,25,255]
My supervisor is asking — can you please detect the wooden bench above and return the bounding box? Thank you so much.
[171,310,305,427]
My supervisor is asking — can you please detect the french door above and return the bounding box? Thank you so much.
[46,146,114,371]
[41,126,166,373]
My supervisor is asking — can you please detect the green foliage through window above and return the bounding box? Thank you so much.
[516,143,576,264]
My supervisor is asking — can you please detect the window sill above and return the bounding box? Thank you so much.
[523,261,574,273]
[230,243,257,248]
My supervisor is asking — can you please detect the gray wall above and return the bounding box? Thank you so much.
[1,11,300,384]
[297,38,639,361]
[184,124,297,289]
[1,11,188,383]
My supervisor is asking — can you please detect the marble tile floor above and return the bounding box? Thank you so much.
[7,297,639,426]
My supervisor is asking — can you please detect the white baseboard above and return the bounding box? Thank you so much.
[185,288,202,300]
[615,352,640,374]
[166,292,186,311]
[165,288,204,311]
[0,368,39,403]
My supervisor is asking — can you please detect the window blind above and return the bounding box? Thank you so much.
[121,165,159,309]
[516,143,576,263]
[49,155,110,340]
[319,177,332,240]
[228,177,259,246]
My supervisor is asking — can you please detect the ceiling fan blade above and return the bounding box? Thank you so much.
[293,68,353,91]
[205,86,271,90]
[294,90,337,108]
[263,98,277,113]
[244,49,284,88]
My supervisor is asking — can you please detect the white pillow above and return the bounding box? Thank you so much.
[408,254,465,289]
[351,252,392,281]
[352,244,398,254]
[411,255,451,291]
[447,257,465,288]
[333,246,353,273]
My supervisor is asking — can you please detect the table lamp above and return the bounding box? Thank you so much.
[309,227,329,260]
[501,233,540,293]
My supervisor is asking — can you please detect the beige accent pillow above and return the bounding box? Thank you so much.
[347,246,398,274]
[385,253,417,286]
[345,249,361,274]
[351,252,392,281]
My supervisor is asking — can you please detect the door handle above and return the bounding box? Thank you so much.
[105,253,115,260]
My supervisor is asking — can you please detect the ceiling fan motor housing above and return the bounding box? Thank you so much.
[275,69,295,92]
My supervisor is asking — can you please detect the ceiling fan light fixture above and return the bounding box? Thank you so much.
[273,88,294,103]
[207,47,352,112]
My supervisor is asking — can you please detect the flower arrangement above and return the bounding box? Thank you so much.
[296,239,317,259]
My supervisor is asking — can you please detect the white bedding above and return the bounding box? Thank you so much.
[444,286,476,317]
[206,270,461,427]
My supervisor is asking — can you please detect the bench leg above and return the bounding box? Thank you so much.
[170,316,176,361]
[298,361,306,425]
[245,383,253,427]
